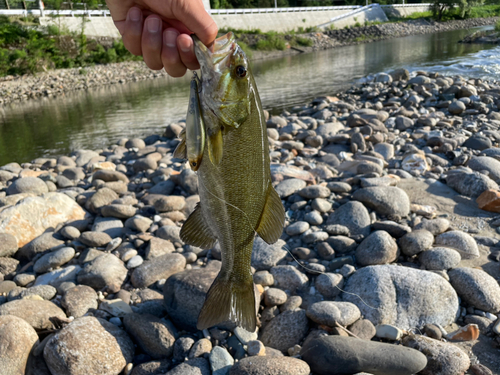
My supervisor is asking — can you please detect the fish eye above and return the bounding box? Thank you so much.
[191,162,197,167]
[235,65,247,78]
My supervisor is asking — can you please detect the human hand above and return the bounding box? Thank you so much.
[105,0,218,77]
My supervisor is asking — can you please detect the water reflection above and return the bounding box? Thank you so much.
[0,26,498,165]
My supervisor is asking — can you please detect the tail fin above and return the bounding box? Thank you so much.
[197,275,256,332]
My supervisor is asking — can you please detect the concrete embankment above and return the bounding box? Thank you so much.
[39,4,432,36]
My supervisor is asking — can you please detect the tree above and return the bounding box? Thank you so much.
[430,0,454,20]
[458,0,484,18]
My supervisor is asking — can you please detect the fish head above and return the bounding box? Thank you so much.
[193,32,251,128]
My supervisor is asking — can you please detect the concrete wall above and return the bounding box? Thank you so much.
[381,5,431,18]
[39,4,432,37]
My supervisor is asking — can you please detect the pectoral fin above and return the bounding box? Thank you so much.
[256,183,285,244]
[207,129,223,166]
[180,203,217,249]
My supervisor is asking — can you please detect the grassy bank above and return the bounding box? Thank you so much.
[0,16,140,77]
[394,4,500,22]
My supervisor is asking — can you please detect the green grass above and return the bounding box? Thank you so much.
[0,16,141,77]
[294,36,313,47]
[255,34,286,51]
[392,4,500,22]
[495,20,500,32]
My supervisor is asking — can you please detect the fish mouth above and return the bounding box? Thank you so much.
[193,32,236,73]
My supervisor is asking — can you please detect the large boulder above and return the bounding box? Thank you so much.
[342,265,459,330]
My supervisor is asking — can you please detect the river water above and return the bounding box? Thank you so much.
[0,26,499,165]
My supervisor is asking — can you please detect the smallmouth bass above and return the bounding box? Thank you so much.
[175,33,285,331]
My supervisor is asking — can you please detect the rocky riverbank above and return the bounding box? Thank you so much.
[1,69,500,374]
[1,17,498,107]
[460,29,500,44]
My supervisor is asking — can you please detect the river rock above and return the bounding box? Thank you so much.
[446,171,498,197]
[6,176,48,195]
[9,284,56,301]
[251,238,287,271]
[402,334,470,375]
[435,231,479,259]
[209,346,233,375]
[306,301,360,326]
[0,233,17,257]
[464,135,492,151]
[131,253,186,288]
[275,178,307,198]
[33,246,75,273]
[448,101,466,115]
[0,315,39,375]
[301,335,427,375]
[468,156,500,183]
[348,318,376,340]
[101,204,137,219]
[315,273,344,299]
[61,285,98,318]
[355,230,398,266]
[260,309,309,353]
[270,265,308,293]
[414,218,450,235]
[298,185,331,199]
[448,267,500,313]
[44,316,134,375]
[165,358,210,375]
[130,360,171,375]
[164,261,220,331]
[0,299,66,329]
[85,187,119,214]
[399,230,434,256]
[418,247,461,270]
[326,201,371,237]
[352,186,410,217]
[77,253,128,291]
[123,313,176,359]
[0,193,86,248]
[342,265,459,329]
[229,356,310,375]
[34,265,81,287]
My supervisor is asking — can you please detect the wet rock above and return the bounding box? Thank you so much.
[0,299,66,330]
[326,201,371,237]
[352,186,410,217]
[355,230,398,266]
[402,334,470,375]
[77,253,128,291]
[260,309,309,353]
[435,231,479,260]
[448,267,500,313]
[61,285,98,318]
[229,356,310,375]
[123,313,176,359]
[306,301,360,326]
[44,316,134,375]
[131,253,186,288]
[0,315,39,375]
[343,265,459,330]
[301,335,427,375]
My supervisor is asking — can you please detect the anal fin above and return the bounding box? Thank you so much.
[197,275,256,332]
[180,204,217,249]
[256,183,285,244]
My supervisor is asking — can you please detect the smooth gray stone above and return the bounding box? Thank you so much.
[301,335,427,375]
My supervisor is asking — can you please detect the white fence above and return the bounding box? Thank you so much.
[0,3,432,17]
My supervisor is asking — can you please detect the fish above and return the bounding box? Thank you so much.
[175,32,285,332]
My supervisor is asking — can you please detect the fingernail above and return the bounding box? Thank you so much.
[179,39,191,53]
[164,29,178,48]
[147,18,161,33]
[129,8,141,22]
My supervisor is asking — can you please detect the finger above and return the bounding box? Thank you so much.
[122,7,143,56]
[142,15,164,70]
[144,0,218,46]
[177,34,199,71]
[162,28,187,77]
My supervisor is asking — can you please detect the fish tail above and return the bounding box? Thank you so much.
[197,274,256,332]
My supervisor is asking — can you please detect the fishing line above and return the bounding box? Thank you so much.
[196,175,377,311]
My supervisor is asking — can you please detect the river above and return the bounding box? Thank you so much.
[0,26,498,166]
